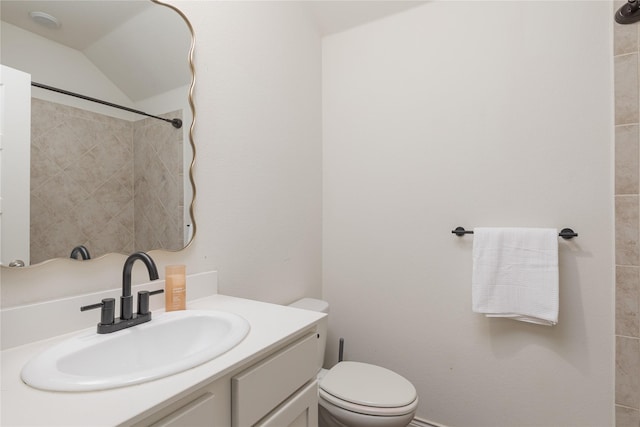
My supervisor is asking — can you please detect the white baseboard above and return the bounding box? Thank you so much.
[410,416,449,427]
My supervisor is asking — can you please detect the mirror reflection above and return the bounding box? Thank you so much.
[0,0,195,266]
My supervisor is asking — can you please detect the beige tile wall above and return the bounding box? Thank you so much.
[30,99,135,264]
[133,111,184,252]
[30,100,184,263]
[615,8,640,426]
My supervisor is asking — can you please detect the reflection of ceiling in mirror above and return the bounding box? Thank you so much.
[1,1,191,102]
[0,1,152,50]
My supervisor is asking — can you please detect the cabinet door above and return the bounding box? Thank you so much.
[232,333,317,427]
[132,376,231,427]
[150,393,217,427]
[256,380,318,427]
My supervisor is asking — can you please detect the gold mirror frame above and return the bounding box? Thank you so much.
[153,0,197,252]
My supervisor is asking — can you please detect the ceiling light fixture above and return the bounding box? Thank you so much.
[29,11,61,29]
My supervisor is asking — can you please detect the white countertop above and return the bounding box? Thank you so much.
[1,294,325,426]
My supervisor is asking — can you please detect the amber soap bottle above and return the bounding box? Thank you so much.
[165,265,186,311]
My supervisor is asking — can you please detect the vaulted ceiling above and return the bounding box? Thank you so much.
[1,1,425,102]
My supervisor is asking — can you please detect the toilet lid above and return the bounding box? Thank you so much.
[319,361,417,408]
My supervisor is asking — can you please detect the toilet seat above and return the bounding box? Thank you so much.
[319,361,418,416]
[319,388,418,417]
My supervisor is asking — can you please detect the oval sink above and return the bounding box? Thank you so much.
[21,310,250,392]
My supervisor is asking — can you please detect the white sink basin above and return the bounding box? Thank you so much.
[21,310,250,392]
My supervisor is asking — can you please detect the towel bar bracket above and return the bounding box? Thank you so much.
[452,227,473,237]
[558,228,578,239]
[452,227,578,240]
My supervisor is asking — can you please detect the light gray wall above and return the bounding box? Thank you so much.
[322,2,614,426]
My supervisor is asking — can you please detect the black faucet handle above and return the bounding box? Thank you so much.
[80,302,103,311]
[137,289,164,316]
[80,298,115,325]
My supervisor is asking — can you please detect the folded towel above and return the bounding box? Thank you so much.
[472,227,559,326]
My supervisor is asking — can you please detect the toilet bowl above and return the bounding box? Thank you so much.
[288,298,418,427]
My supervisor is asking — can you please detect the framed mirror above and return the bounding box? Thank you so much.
[0,0,196,267]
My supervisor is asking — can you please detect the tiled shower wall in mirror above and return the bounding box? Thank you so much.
[614,7,640,426]
[30,99,183,264]
[133,111,185,253]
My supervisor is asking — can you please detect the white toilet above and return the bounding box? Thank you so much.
[289,298,418,427]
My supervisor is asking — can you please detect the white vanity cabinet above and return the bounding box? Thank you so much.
[1,293,326,427]
[134,331,319,427]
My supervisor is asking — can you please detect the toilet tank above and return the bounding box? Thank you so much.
[288,298,328,371]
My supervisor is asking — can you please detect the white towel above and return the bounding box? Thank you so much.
[472,227,559,326]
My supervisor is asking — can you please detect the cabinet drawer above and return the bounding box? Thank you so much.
[232,332,317,427]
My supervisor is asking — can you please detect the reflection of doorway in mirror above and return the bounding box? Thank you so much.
[0,65,31,267]
[29,99,183,264]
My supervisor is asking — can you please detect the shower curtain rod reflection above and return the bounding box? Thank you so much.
[31,82,183,129]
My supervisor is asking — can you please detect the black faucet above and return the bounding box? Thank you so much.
[69,245,91,260]
[80,251,163,334]
[121,251,159,320]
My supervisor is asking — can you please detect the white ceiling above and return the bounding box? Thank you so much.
[309,1,426,36]
[1,1,426,101]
